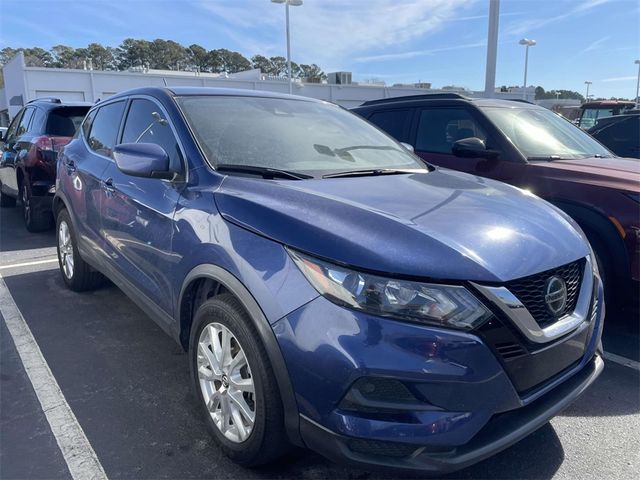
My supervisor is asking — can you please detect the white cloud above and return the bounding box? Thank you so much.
[355,40,487,62]
[196,0,477,66]
[579,36,610,54]
[601,76,637,82]
[503,0,614,36]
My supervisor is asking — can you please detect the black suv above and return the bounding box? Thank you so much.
[588,110,640,159]
[0,98,91,231]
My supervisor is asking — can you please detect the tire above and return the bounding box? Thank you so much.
[0,184,16,207]
[56,209,103,291]
[583,227,614,302]
[20,182,52,232]
[189,294,289,467]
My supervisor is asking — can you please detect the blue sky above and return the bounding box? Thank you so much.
[1,0,639,98]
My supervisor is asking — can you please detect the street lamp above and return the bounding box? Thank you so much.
[584,81,592,103]
[635,60,640,108]
[519,38,536,100]
[271,0,303,95]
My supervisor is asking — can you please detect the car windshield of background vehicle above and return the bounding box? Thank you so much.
[483,107,613,160]
[46,107,90,137]
[177,96,426,178]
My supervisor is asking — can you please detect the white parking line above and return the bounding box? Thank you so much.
[0,258,59,270]
[0,275,108,480]
[603,351,640,371]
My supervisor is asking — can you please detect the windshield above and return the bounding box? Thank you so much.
[482,106,613,160]
[177,95,425,177]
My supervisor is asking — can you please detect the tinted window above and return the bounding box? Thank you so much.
[46,107,90,137]
[121,99,182,172]
[416,108,487,154]
[82,110,96,140]
[16,107,35,136]
[88,101,125,157]
[368,109,412,142]
[594,117,639,158]
[31,108,47,133]
[4,110,24,141]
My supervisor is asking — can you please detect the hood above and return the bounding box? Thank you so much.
[214,169,589,283]
[530,156,640,191]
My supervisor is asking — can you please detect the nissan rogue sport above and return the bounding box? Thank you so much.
[54,87,604,474]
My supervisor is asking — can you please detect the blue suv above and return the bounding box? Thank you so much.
[55,87,604,473]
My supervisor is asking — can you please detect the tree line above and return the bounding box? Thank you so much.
[0,39,327,82]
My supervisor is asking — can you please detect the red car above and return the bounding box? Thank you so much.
[353,94,640,300]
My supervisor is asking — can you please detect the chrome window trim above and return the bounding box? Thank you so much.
[472,256,594,344]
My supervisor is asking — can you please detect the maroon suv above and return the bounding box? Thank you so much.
[353,94,640,298]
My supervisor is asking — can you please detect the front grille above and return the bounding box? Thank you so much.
[506,259,584,328]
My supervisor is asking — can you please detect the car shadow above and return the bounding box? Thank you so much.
[0,206,55,252]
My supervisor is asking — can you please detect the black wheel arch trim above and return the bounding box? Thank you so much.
[550,198,630,279]
[178,264,303,447]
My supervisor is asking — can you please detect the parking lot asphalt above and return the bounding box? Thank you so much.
[1,206,639,480]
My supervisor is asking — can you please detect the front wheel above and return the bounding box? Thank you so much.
[189,294,289,466]
[56,209,103,291]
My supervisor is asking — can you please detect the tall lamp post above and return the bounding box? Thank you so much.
[635,60,640,108]
[584,81,592,103]
[519,38,536,100]
[271,0,303,95]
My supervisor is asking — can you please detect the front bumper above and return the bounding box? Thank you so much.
[299,353,603,473]
[273,275,605,473]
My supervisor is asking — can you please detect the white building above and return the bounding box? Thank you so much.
[1,52,536,125]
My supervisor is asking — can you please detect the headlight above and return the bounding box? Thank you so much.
[289,250,492,329]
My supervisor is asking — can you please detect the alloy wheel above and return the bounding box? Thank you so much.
[58,220,74,279]
[197,322,256,443]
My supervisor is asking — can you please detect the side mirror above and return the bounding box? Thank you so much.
[113,143,173,179]
[452,137,500,159]
[400,142,414,153]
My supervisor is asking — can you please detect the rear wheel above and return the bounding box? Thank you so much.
[20,182,51,232]
[56,209,103,291]
[189,294,289,466]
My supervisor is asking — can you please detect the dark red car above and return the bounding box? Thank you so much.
[0,98,91,231]
[353,94,640,299]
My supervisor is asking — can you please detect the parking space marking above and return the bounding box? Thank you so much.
[604,351,640,371]
[0,275,108,480]
[0,258,59,270]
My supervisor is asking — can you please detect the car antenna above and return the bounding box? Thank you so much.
[163,78,168,87]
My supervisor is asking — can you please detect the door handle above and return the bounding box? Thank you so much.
[102,177,115,192]
[65,159,76,172]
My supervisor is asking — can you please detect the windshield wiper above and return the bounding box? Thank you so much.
[323,168,427,179]
[216,164,313,180]
[526,155,567,161]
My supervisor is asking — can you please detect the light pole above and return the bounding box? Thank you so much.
[271,0,303,95]
[519,38,536,100]
[635,60,640,108]
[584,81,592,103]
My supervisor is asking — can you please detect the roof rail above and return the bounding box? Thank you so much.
[360,93,470,106]
[507,99,534,104]
[28,97,62,104]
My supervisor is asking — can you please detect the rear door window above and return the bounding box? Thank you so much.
[415,108,487,154]
[87,101,126,158]
[367,109,412,143]
[4,110,24,142]
[46,107,90,137]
